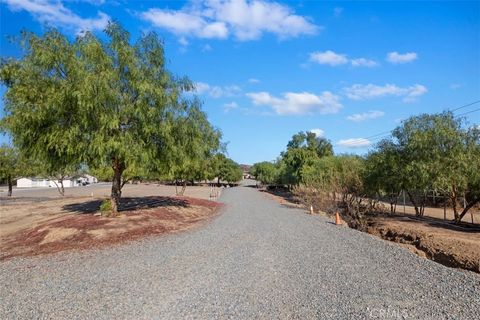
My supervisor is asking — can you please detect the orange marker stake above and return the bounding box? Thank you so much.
[335,212,341,225]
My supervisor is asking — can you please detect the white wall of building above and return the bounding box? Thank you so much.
[17,178,51,188]
[17,175,98,188]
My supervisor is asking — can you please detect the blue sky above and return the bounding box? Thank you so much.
[1,0,479,164]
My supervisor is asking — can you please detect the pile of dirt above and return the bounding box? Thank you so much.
[366,216,480,273]
[0,196,221,260]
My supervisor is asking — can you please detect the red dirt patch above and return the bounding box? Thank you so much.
[0,196,222,261]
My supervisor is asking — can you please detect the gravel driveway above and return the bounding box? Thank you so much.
[1,181,479,319]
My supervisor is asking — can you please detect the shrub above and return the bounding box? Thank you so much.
[99,199,112,216]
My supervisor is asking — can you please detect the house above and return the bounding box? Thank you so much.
[84,174,98,184]
[16,175,98,188]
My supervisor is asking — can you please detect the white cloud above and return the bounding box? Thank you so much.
[309,50,348,66]
[386,51,418,64]
[194,82,212,95]
[78,0,105,5]
[202,44,212,51]
[140,9,229,39]
[247,91,342,115]
[347,110,385,122]
[4,0,110,33]
[337,138,371,148]
[309,128,324,137]
[344,83,427,102]
[194,82,242,98]
[333,7,343,18]
[310,50,378,67]
[140,0,319,41]
[402,84,428,102]
[248,78,260,83]
[450,83,462,90]
[223,101,239,112]
[351,58,378,67]
[178,37,189,46]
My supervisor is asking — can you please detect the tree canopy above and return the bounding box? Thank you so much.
[0,23,217,213]
[252,115,480,223]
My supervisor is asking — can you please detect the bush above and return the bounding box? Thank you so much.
[99,199,112,216]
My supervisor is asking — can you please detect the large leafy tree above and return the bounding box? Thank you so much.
[280,131,334,186]
[287,131,333,158]
[167,100,222,195]
[386,112,480,221]
[0,23,192,214]
[251,161,278,186]
[364,140,403,213]
[212,154,243,185]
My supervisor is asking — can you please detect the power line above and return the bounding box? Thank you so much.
[363,130,393,140]
[455,107,480,117]
[449,100,480,112]
[337,99,480,147]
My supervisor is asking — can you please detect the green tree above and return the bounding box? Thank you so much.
[168,100,222,195]
[279,131,334,186]
[390,112,480,221]
[0,145,37,197]
[365,140,403,213]
[0,145,18,196]
[214,154,243,184]
[287,131,333,158]
[251,161,277,186]
[1,24,193,214]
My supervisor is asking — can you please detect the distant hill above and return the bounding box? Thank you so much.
[239,164,251,172]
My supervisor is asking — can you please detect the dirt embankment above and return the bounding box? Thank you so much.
[366,216,480,273]
[0,196,221,260]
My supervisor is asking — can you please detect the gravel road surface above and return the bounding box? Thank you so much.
[1,181,479,319]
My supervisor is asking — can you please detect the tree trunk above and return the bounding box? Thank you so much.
[52,177,65,196]
[407,191,421,216]
[419,192,427,217]
[180,181,187,196]
[110,158,125,215]
[389,191,399,214]
[451,185,460,222]
[456,199,479,223]
[7,174,12,197]
[59,179,65,196]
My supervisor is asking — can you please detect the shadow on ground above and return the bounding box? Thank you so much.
[62,196,189,214]
[389,215,480,232]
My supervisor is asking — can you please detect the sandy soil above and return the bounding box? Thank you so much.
[0,182,219,200]
[0,184,222,260]
[0,183,220,237]
[0,196,221,260]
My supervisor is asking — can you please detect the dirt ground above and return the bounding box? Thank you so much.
[0,184,222,260]
[366,216,480,273]
[0,183,220,236]
[262,188,480,273]
[0,182,219,200]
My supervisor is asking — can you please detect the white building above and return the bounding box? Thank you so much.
[84,174,98,184]
[16,175,98,188]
